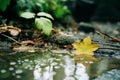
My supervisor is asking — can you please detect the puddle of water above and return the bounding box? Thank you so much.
[0,50,120,80]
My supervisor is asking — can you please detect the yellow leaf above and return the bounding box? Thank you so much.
[72,36,99,55]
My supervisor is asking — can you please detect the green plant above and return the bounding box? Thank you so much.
[0,0,71,24]
[0,0,11,11]
[20,12,54,36]
[16,0,70,19]
[36,0,71,19]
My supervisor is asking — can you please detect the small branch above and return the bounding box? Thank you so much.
[1,34,20,44]
[99,47,120,50]
[96,31,120,42]
[93,41,120,47]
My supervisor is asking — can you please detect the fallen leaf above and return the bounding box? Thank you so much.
[8,26,21,36]
[64,44,73,50]
[0,26,8,33]
[72,36,99,55]
[13,45,38,52]
[21,40,34,45]
[0,26,21,36]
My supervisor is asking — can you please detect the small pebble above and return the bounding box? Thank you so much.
[16,75,21,78]
[1,69,6,73]
[85,61,89,64]
[15,69,23,74]
[54,66,60,69]
[89,61,94,64]
[24,59,29,62]
[10,62,16,65]
[9,67,14,71]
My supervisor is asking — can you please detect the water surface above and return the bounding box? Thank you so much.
[0,49,120,80]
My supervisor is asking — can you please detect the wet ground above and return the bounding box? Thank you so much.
[0,49,120,80]
[0,22,120,80]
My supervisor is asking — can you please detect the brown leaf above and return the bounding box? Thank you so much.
[21,40,34,45]
[7,26,21,36]
[13,45,38,52]
[0,26,7,33]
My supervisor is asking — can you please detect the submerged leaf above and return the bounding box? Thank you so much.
[72,36,99,55]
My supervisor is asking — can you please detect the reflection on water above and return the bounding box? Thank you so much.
[93,69,120,80]
[34,64,55,80]
[87,58,120,79]
[64,56,89,80]
[0,50,120,80]
[33,55,89,80]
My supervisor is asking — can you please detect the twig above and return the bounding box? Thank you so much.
[1,34,20,44]
[99,47,120,50]
[96,31,120,42]
[93,41,120,47]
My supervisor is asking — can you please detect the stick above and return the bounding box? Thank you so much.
[1,34,20,44]
[96,31,120,42]
[93,41,120,47]
[99,47,120,50]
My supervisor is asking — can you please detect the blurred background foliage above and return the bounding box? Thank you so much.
[0,0,10,12]
[0,0,120,26]
[16,0,71,18]
[0,0,71,25]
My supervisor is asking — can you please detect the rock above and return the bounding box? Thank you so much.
[78,22,95,33]
[94,69,120,80]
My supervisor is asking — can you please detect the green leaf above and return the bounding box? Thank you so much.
[20,12,35,19]
[35,17,52,36]
[37,12,54,20]
[0,0,10,11]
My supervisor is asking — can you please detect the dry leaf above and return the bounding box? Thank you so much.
[0,26,8,33]
[8,29,19,36]
[72,36,99,55]
[13,45,38,52]
[0,26,21,36]
[21,40,34,45]
[8,26,21,36]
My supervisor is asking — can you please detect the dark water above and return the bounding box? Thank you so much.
[0,49,120,80]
